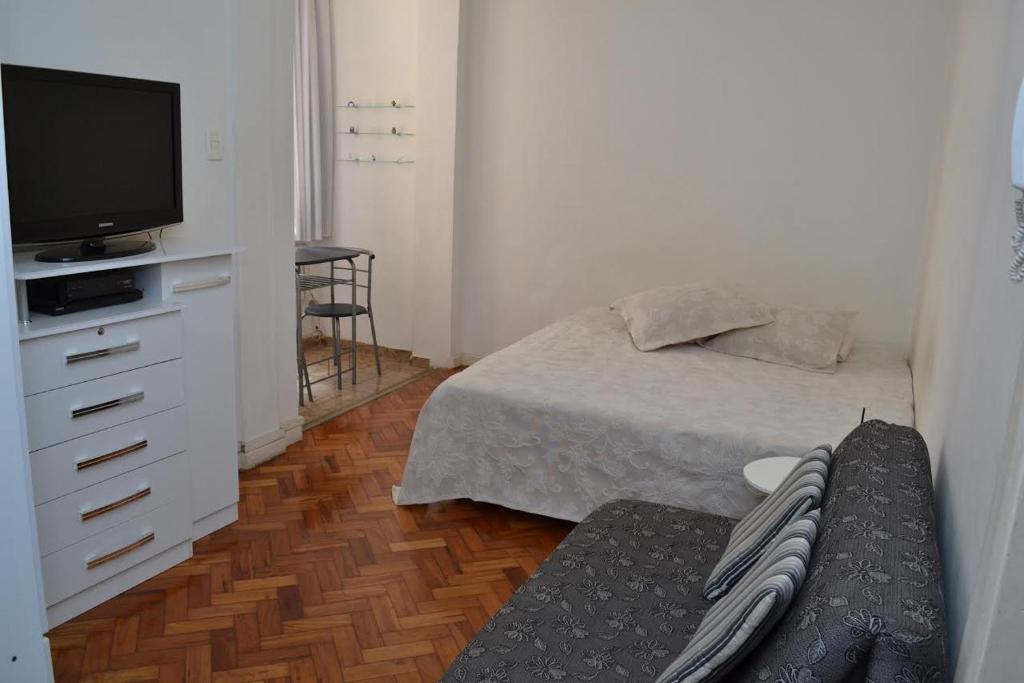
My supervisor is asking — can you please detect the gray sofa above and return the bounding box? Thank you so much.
[443,420,946,682]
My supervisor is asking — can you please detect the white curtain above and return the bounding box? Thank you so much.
[293,0,335,241]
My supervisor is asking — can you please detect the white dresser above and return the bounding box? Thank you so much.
[13,246,240,627]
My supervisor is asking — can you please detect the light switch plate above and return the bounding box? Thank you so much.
[205,130,223,161]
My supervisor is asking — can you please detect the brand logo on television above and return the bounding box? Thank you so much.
[98,222,114,227]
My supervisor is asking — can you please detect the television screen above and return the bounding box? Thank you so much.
[1,65,182,245]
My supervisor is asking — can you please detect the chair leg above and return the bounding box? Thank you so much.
[368,310,382,376]
[296,276,311,406]
[302,355,313,402]
[332,318,342,390]
[296,323,304,407]
[351,312,358,386]
[298,341,313,404]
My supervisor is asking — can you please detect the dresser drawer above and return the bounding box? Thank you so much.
[25,359,185,452]
[42,499,191,607]
[30,407,187,504]
[21,311,183,396]
[35,452,188,556]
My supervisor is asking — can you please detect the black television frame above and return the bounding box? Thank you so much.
[1,64,183,258]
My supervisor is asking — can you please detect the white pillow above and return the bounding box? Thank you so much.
[612,284,774,352]
[700,306,857,373]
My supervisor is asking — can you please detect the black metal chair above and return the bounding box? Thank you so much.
[297,248,381,400]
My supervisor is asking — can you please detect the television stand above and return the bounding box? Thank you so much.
[13,246,241,627]
[35,238,156,263]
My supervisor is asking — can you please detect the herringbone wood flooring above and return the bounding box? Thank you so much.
[48,369,574,682]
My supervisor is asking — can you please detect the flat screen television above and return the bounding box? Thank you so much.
[2,64,182,262]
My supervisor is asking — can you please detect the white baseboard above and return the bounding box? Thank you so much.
[238,416,304,470]
[430,355,456,368]
[454,353,483,366]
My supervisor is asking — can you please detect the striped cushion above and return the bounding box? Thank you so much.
[702,445,829,601]
[655,510,821,683]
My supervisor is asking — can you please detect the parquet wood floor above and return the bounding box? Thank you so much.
[48,369,574,683]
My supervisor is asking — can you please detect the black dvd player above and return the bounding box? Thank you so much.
[27,268,143,315]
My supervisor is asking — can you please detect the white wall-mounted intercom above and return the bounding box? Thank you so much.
[1009,78,1024,281]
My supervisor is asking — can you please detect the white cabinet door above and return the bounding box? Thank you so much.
[162,256,239,532]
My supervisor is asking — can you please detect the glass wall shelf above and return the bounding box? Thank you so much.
[338,100,415,109]
[338,155,415,165]
[338,127,415,137]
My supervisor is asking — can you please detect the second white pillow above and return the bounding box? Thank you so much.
[700,305,857,373]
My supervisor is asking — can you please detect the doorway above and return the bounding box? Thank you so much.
[293,0,430,427]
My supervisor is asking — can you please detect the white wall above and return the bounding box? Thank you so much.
[312,0,420,351]
[229,0,303,465]
[0,0,234,252]
[453,0,957,359]
[0,0,300,466]
[909,0,1024,674]
[410,0,460,367]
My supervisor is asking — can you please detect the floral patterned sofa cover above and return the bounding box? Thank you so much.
[442,420,946,682]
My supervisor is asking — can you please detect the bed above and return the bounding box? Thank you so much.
[393,307,914,521]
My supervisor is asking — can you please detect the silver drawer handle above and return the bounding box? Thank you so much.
[76,439,148,471]
[86,531,155,570]
[172,275,231,294]
[71,391,144,419]
[81,486,151,522]
[65,341,140,365]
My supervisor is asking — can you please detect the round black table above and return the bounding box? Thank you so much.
[294,245,360,266]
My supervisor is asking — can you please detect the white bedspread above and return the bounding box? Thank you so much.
[394,308,914,522]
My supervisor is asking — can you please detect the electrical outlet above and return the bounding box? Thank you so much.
[205,130,223,161]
